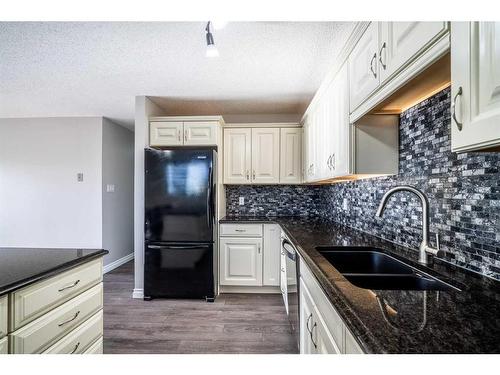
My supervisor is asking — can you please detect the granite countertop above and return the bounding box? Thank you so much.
[220,216,500,353]
[0,248,108,297]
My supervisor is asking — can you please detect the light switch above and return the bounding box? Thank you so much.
[106,184,115,193]
[77,173,84,182]
[239,197,245,206]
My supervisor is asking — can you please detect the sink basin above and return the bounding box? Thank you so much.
[316,246,459,292]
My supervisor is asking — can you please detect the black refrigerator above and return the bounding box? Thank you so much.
[144,147,216,301]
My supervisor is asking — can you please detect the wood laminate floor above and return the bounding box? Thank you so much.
[103,261,298,354]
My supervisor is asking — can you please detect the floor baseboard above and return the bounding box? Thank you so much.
[132,288,144,299]
[103,253,134,274]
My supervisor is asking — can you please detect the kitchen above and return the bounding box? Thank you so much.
[0,2,499,372]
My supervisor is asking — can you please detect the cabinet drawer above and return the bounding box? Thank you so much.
[44,310,103,354]
[83,337,103,354]
[0,336,7,354]
[220,224,263,237]
[10,258,102,331]
[10,283,103,354]
[0,295,7,338]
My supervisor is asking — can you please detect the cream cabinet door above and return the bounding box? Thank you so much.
[251,128,280,184]
[349,22,380,112]
[311,306,341,354]
[379,22,448,83]
[303,111,318,182]
[219,238,263,286]
[0,336,7,354]
[149,122,183,146]
[184,121,218,145]
[279,128,302,184]
[331,63,350,178]
[0,295,6,339]
[451,22,500,152]
[302,116,312,182]
[299,279,315,354]
[223,128,252,184]
[263,224,281,286]
[83,337,103,354]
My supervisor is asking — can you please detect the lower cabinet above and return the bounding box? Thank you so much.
[219,237,263,286]
[219,223,282,289]
[83,337,103,354]
[0,336,7,354]
[0,295,7,340]
[300,279,340,354]
[299,256,364,354]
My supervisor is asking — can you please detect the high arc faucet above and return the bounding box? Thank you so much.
[375,185,443,265]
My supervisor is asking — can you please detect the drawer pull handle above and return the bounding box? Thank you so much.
[306,313,313,334]
[70,342,81,354]
[311,322,318,349]
[58,279,80,292]
[58,311,80,327]
[235,229,246,232]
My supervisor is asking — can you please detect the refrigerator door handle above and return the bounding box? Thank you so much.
[148,244,210,250]
[207,165,213,230]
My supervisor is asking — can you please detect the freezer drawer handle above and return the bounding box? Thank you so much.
[148,245,210,250]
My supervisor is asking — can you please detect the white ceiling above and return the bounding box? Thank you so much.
[0,22,355,129]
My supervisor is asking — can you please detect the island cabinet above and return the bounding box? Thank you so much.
[450,22,500,152]
[299,256,364,354]
[219,223,281,291]
[4,257,104,354]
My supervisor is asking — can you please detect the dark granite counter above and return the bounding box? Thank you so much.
[0,248,108,297]
[220,216,500,353]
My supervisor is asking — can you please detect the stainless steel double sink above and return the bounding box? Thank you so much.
[316,246,460,292]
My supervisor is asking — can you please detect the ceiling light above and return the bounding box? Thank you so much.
[205,22,219,57]
[212,21,228,30]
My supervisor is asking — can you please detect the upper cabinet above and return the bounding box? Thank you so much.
[349,22,449,120]
[149,117,222,147]
[223,126,302,185]
[349,22,380,112]
[251,128,280,184]
[150,121,183,146]
[451,22,500,152]
[280,128,302,184]
[224,128,252,184]
[379,22,448,84]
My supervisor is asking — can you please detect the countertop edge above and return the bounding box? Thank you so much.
[0,249,108,297]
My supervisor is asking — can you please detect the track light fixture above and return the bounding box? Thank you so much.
[205,21,219,57]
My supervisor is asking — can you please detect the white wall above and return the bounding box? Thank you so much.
[102,118,134,268]
[0,117,103,248]
[133,96,164,298]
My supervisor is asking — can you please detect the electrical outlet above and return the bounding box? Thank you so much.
[106,184,115,193]
[239,197,245,206]
[77,173,84,182]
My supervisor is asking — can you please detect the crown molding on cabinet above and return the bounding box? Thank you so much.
[149,115,226,125]
[224,122,301,128]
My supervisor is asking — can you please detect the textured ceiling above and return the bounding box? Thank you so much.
[0,22,355,129]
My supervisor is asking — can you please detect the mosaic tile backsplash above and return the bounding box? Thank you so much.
[225,185,322,217]
[225,88,500,280]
